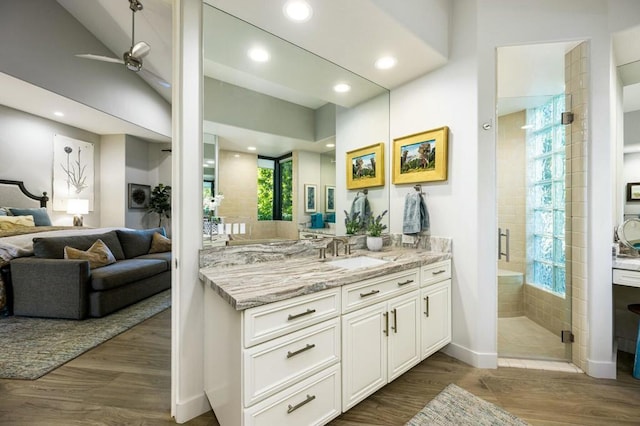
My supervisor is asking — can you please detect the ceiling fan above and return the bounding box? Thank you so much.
[75,0,170,88]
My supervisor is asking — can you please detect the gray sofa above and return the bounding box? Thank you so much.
[10,227,171,319]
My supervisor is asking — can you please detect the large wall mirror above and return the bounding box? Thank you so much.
[202,4,390,246]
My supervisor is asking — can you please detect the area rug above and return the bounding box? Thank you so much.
[406,383,529,426]
[0,290,171,380]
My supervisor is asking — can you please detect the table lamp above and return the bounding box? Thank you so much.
[67,199,89,226]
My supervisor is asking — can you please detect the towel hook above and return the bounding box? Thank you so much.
[413,184,421,192]
[357,189,368,195]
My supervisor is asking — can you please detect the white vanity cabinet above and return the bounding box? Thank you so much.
[420,260,452,359]
[340,268,421,411]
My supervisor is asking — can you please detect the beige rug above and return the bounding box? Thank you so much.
[406,383,529,426]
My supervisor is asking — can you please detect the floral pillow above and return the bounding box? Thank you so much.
[0,215,35,231]
[64,239,116,269]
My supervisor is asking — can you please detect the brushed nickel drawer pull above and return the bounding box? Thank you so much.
[360,289,380,298]
[287,394,316,414]
[397,279,414,286]
[432,269,447,275]
[383,311,389,336]
[288,308,316,320]
[286,343,316,359]
[392,308,397,333]
[424,296,430,317]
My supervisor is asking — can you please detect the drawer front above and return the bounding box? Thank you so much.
[613,268,640,287]
[244,288,341,348]
[244,318,340,407]
[342,269,419,314]
[244,364,341,426]
[421,260,451,286]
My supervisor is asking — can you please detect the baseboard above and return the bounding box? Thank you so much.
[586,358,616,379]
[441,342,498,369]
[174,392,212,424]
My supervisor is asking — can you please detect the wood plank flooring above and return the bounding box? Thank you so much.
[1,308,639,425]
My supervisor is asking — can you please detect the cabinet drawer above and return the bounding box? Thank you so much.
[244,363,341,426]
[244,318,340,407]
[613,268,640,287]
[243,288,341,348]
[342,269,419,314]
[421,260,451,286]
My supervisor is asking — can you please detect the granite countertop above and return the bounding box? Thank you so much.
[200,248,451,311]
[613,256,640,272]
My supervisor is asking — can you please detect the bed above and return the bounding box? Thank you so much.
[0,180,103,315]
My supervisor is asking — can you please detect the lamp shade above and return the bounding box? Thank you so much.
[67,199,89,215]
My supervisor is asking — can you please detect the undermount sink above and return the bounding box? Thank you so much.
[326,256,389,270]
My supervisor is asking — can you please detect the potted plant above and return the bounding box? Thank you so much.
[344,210,361,235]
[148,183,171,227]
[366,210,388,251]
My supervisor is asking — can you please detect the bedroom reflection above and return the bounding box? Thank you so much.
[202,5,388,246]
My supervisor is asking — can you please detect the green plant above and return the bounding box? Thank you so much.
[344,210,361,235]
[367,210,388,237]
[148,183,171,226]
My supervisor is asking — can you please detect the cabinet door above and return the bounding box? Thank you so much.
[420,280,451,360]
[387,290,421,382]
[341,302,387,411]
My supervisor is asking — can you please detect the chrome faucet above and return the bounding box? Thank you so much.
[332,237,349,256]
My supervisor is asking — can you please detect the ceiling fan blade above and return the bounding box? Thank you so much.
[131,41,151,59]
[76,54,124,64]
[140,68,171,88]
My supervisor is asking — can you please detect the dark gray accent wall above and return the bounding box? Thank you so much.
[0,0,171,137]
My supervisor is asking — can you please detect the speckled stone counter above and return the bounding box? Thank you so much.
[613,256,640,271]
[200,246,451,310]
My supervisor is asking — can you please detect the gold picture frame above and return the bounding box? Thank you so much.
[392,126,449,184]
[346,143,385,190]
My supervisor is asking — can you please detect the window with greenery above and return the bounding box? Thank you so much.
[526,95,566,295]
[257,154,293,221]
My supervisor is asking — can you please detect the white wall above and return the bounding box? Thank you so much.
[0,104,101,226]
[297,150,322,223]
[99,135,126,228]
[623,152,640,217]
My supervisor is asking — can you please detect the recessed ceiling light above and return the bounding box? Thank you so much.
[234,154,240,158]
[206,160,215,164]
[375,56,397,70]
[521,124,534,129]
[283,0,313,22]
[53,111,64,117]
[248,47,270,63]
[326,143,335,148]
[333,83,351,93]
[248,146,257,151]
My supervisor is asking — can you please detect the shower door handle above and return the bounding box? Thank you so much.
[498,228,510,262]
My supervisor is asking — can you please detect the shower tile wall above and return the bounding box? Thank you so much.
[566,42,589,371]
[497,111,527,274]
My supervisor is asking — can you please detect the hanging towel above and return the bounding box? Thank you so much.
[350,193,371,227]
[403,192,430,234]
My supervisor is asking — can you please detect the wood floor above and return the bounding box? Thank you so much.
[2,309,640,425]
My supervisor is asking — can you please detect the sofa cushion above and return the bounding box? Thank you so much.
[149,232,171,253]
[116,227,165,259]
[33,230,125,260]
[90,259,168,291]
[135,251,172,266]
[64,239,116,269]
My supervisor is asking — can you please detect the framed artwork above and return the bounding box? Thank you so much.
[392,126,449,184]
[346,143,385,190]
[128,183,151,209]
[325,185,336,212]
[627,182,640,202]
[304,184,317,212]
[52,134,95,212]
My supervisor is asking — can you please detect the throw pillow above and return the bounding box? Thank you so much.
[0,207,8,216]
[64,239,116,269]
[0,215,36,230]
[149,232,172,253]
[8,207,52,226]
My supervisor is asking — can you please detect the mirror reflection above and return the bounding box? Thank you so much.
[618,218,640,253]
[202,5,389,246]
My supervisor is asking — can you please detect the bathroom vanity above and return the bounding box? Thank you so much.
[200,247,451,426]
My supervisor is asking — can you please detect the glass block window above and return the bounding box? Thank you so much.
[526,95,566,295]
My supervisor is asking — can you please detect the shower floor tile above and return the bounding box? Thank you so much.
[498,316,568,360]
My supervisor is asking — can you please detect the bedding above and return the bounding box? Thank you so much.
[7,207,52,226]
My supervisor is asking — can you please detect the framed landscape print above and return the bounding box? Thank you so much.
[627,182,640,202]
[392,126,449,184]
[346,143,385,190]
[304,184,317,212]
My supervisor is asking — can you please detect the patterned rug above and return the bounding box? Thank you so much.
[406,384,529,426]
[0,290,171,380]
